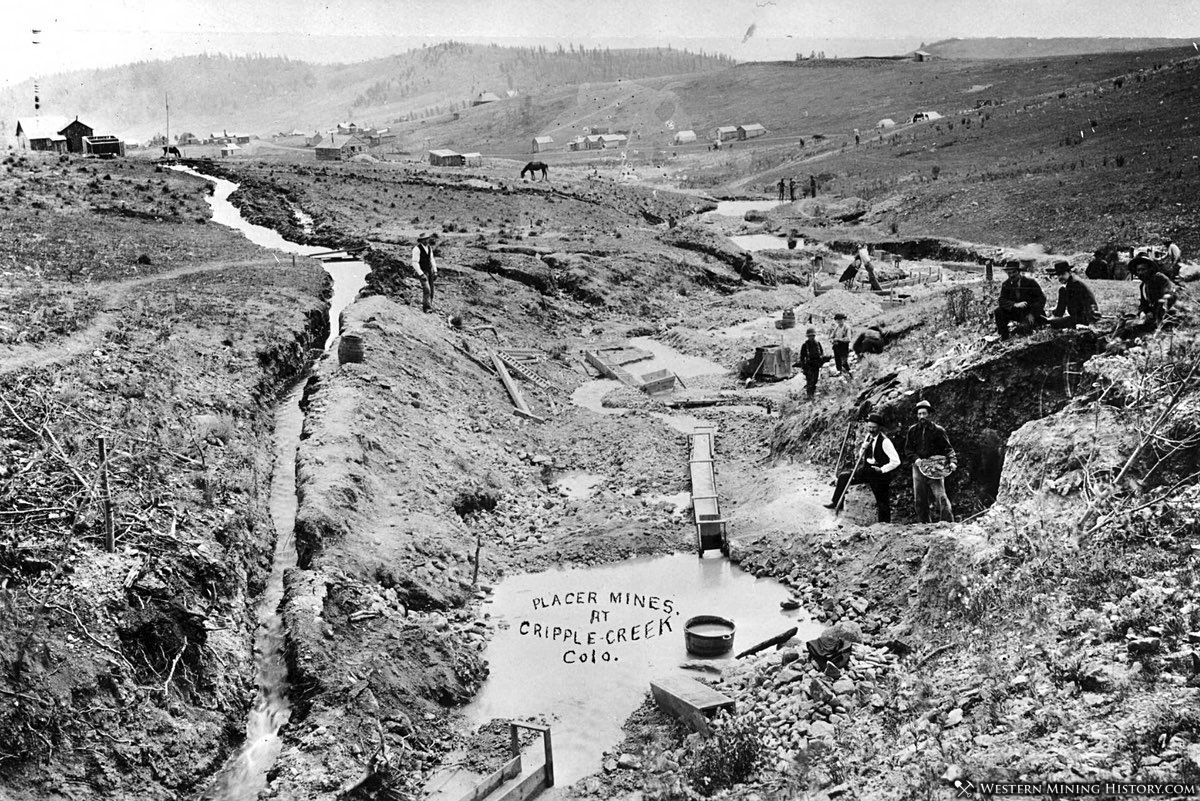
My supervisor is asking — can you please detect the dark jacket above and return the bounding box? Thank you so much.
[904,420,956,462]
[1139,271,1177,317]
[998,274,1046,316]
[1052,276,1100,324]
[799,339,825,371]
[853,328,884,355]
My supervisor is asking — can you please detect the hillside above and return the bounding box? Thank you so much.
[926,37,1199,59]
[0,42,731,145]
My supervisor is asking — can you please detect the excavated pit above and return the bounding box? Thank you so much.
[862,331,1103,519]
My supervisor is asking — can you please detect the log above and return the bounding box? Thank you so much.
[735,626,798,659]
[492,354,544,422]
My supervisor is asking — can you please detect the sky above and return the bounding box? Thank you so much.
[4,0,1200,87]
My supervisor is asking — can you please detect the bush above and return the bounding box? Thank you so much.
[684,712,765,796]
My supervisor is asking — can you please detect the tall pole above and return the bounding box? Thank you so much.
[165,93,170,146]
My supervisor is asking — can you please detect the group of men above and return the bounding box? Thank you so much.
[824,400,956,524]
[797,317,885,398]
[994,255,1180,341]
[777,175,820,201]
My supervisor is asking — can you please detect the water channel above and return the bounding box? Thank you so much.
[175,167,369,801]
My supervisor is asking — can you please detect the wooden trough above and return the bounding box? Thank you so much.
[650,675,735,736]
[689,426,728,557]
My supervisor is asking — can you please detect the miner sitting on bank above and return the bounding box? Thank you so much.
[994,260,1047,340]
[1046,261,1100,330]
[1126,256,1180,334]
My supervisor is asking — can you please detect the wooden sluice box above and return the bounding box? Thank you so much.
[689,426,728,556]
[650,674,735,735]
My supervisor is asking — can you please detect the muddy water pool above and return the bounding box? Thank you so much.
[705,200,788,217]
[462,553,820,785]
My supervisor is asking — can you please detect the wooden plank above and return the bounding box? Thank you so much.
[584,350,644,390]
[454,755,522,801]
[650,675,736,731]
[494,765,550,801]
[492,354,532,413]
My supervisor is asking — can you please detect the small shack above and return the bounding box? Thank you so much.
[531,135,554,153]
[714,125,738,142]
[913,50,932,62]
[462,152,483,167]
[599,134,628,148]
[428,149,465,167]
[568,137,587,151]
[584,135,605,150]
[876,118,896,129]
[737,123,766,140]
[219,142,241,157]
[83,135,125,157]
[673,130,697,144]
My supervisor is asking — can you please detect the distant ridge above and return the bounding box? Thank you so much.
[925,37,1199,59]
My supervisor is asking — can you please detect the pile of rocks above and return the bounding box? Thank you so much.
[712,634,898,770]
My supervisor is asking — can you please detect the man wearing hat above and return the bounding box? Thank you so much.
[830,313,851,374]
[904,400,957,523]
[411,232,439,313]
[1047,261,1099,330]
[994,260,1046,340]
[824,413,900,522]
[798,327,826,398]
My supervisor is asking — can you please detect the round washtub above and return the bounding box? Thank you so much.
[684,615,736,657]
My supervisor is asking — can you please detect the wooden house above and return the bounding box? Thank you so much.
[462,152,483,167]
[531,135,554,153]
[14,117,70,152]
[714,125,738,142]
[219,142,241,157]
[316,135,367,161]
[59,118,94,153]
[673,130,697,144]
[428,149,465,167]
[737,123,766,140]
[83,136,125,157]
[599,134,628,148]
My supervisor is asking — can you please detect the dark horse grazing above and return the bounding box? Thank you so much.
[162,145,182,159]
[521,161,549,181]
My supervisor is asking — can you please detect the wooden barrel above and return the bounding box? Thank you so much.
[338,332,364,364]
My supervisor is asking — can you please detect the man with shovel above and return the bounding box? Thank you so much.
[824,413,900,522]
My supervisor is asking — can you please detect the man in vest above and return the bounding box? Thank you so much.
[824,413,900,522]
[904,400,957,523]
[412,232,439,313]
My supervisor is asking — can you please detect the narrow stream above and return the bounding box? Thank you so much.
[175,167,369,801]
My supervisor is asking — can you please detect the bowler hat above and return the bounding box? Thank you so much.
[915,400,932,412]
[867,412,885,425]
[806,327,816,335]
[1129,255,1156,272]
[1052,261,1073,275]
[834,312,847,320]
[1003,260,1022,272]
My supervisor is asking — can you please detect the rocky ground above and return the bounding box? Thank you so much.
[5,86,1200,801]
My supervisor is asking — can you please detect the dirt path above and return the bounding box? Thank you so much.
[0,257,288,375]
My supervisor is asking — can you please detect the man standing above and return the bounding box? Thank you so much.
[778,177,786,201]
[798,328,825,399]
[824,413,900,522]
[809,174,817,198]
[412,232,439,313]
[830,313,851,375]
[994,260,1047,339]
[1046,261,1099,329]
[904,400,957,523]
[789,177,796,201]
[839,245,883,291]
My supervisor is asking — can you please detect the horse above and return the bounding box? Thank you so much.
[162,145,182,159]
[521,161,549,181]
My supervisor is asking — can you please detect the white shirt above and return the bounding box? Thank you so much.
[857,246,872,265]
[863,433,900,474]
[411,244,437,279]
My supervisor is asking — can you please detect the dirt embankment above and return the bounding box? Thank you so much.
[0,155,332,800]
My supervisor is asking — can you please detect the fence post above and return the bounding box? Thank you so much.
[99,436,114,552]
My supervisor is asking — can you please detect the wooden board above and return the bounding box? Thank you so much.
[494,766,550,801]
[584,350,643,390]
[455,756,522,801]
[650,675,735,733]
